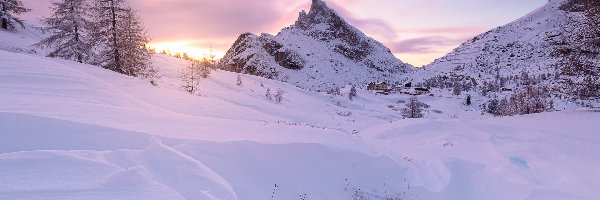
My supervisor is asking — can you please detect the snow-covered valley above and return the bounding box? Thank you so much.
[1,26,600,199]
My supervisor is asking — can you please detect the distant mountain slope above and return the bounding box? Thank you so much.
[219,0,414,91]
[415,0,571,85]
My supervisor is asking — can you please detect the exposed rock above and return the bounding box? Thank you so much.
[219,0,413,91]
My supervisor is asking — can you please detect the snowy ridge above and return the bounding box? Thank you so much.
[219,0,413,91]
[415,0,570,83]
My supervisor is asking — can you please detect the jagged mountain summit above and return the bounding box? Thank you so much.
[415,0,572,85]
[219,0,414,91]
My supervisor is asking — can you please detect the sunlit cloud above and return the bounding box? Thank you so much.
[322,1,398,41]
[390,37,466,68]
[389,36,469,54]
[411,27,488,34]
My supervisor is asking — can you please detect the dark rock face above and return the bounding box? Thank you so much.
[221,33,279,79]
[258,36,304,70]
[221,33,256,74]
[294,0,372,62]
[219,0,413,91]
[220,33,303,79]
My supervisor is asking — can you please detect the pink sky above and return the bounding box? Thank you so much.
[20,0,546,66]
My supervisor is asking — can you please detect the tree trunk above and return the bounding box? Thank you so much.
[110,0,121,72]
[71,2,83,63]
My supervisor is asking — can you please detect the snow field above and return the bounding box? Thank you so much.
[1,11,600,199]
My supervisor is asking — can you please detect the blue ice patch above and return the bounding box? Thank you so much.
[510,157,530,170]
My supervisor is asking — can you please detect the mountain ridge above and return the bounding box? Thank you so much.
[219,0,414,91]
[414,0,570,86]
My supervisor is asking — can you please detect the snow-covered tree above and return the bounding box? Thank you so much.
[452,83,462,96]
[90,0,156,78]
[117,8,156,78]
[402,97,424,118]
[34,0,93,63]
[180,60,203,94]
[485,86,552,116]
[0,0,29,30]
[236,74,243,86]
[498,98,509,116]
[90,0,126,72]
[348,84,357,101]
[265,88,272,100]
[505,85,553,115]
[484,98,500,116]
[274,89,284,103]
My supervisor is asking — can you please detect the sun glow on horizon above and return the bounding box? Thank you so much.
[147,40,226,60]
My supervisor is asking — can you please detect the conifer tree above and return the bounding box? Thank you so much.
[90,0,156,78]
[265,88,272,100]
[452,83,461,96]
[180,60,207,94]
[0,0,29,30]
[90,0,126,73]
[236,74,243,86]
[118,8,156,78]
[35,0,93,63]
[348,84,357,101]
[402,97,424,118]
[466,95,472,106]
[274,89,284,103]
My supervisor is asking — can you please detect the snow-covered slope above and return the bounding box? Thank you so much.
[415,0,569,84]
[2,11,600,200]
[219,0,414,91]
[0,24,45,54]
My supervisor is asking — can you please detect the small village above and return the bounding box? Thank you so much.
[367,82,431,96]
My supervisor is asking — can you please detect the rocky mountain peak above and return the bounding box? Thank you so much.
[295,0,336,27]
[289,0,381,63]
[219,0,414,91]
[294,0,346,31]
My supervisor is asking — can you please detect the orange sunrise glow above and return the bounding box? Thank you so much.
[147,41,226,60]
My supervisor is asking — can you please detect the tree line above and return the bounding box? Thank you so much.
[1,0,156,79]
[555,0,600,106]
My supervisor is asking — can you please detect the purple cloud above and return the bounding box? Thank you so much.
[130,0,299,39]
[389,36,467,54]
[325,1,398,40]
